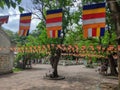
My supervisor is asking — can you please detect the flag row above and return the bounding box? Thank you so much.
[0,13,32,37]
[46,3,106,38]
[0,2,106,38]
[0,45,119,52]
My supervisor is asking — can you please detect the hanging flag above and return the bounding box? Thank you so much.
[0,16,9,24]
[18,13,32,36]
[47,30,61,38]
[46,9,62,38]
[82,3,106,38]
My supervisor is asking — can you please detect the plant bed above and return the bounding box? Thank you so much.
[43,75,65,80]
[99,82,118,90]
[12,68,23,72]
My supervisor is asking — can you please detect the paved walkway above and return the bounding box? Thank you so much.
[0,64,118,90]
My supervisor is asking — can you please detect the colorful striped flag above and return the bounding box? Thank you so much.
[82,3,106,38]
[0,16,9,24]
[47,30,61,38]
[18,13,32,36]
[46,9,62,38]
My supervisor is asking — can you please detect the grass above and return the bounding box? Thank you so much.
[12,68,23,72]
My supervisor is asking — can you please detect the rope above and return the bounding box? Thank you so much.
[0,0,119,17]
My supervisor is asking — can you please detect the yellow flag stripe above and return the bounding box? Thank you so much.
[46,13,62,19]
[83,8,105,15]
[96,28,100,37]
[55,30,58,38]
[20,16,31,20]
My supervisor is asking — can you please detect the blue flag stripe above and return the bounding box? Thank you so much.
[26,30,29,36]
[58,30,61,37]
[21,13,32,17]
[83,3,105,10]
[100,27,105,36]
[47,9,62,15]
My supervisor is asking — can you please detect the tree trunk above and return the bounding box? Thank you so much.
[107,0,120,88]
[50,56,59,77]
[23,59,27,69]
[52,58,59,77]
[117,37,120,88]
[22,55,28,69]
[49,49,61,78]
[108,54,118,76]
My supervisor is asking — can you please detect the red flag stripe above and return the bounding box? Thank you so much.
[0,19,8,23]
[52,30,55,37]
[0,18,8,21]
[20,19,31,23]
[46,17,62,23]
[92,28,97,36]
[82,13,105,20]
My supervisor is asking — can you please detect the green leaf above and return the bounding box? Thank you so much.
[4,0,10,8]
[19,6,24,13]
[0,0,5,8]
[11,1,16,8]
[15,0,21,4]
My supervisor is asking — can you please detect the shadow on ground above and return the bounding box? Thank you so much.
[0,73,18,78]
[25,67,48,71]
[23,86,68,90]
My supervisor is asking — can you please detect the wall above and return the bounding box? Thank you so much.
[0,28,13,74]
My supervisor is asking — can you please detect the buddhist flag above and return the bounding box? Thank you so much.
[47,30,61,38]
[46,9,62,38]
[0,16,9,24]
[82,3,106,38]
[19,13,32,36]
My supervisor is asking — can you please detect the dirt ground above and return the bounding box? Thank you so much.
[0,64,118,90]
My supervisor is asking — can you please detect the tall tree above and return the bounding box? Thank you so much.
[82,0,119,76]
[83,0,120,88]
[106,0,120,88]
[32,0,81,78]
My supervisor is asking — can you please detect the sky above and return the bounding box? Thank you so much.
[0,0,40,33]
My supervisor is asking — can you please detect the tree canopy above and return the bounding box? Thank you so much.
[0,0,24,12]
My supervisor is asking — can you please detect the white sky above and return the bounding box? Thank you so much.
[0,0,40,33]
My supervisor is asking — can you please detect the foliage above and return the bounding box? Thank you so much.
[0,0,24,13]
[32,0,82,43]
[10,0,117,59]
[12,67,23,72]
[2,0,118,60]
